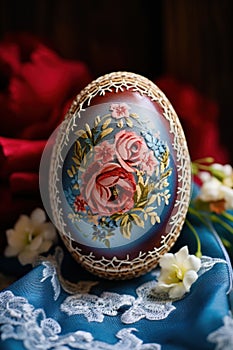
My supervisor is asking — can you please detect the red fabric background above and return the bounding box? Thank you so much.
[0,33,229,251]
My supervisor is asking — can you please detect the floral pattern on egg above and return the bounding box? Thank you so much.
[63,103,172,249]
[46,71,191,279]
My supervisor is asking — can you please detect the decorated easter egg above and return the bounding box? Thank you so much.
[40,71,191,279]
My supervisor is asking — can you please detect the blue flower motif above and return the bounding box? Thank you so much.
[142,131,156,149]
[64,187,76,207]
[141,131,167,159]
[92,227,107,240]
[102,217,117,228]
[70,173,80,188]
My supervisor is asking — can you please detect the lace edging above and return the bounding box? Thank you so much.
[39,248,228,325]
[0,290,161,350]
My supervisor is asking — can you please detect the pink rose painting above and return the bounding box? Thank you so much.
[115,130,150,172]
[81,162,136,216]
[64,103,172,246]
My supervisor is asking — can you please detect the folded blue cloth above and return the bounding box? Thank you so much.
[0,208,233,349]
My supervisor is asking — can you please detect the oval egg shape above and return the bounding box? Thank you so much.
[40,71,192,279]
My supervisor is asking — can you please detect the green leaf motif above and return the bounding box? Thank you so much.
[94,116,101,127]
[75,129,88,138]
[117,119,124,128]
[130,113,139,119]
[85,123,92,139]
[100,127,114,139]
[125,117,133,128]
[67,165,76,178]
[102,118,111,130]
[146,194,157,206]
[104,239,110,248]
[120,222,132,239]
[120,214,129,227]
[130,213,144,228]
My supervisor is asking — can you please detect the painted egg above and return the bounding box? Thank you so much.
[40,71,192,279]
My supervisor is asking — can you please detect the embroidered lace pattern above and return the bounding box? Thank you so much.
[0,247,230,349]
[39,248,228,324]
[121,281,175,324]
[0,290,161,350]
[207,314,233,349]
[61,292,135,322]
[38,247,99,300]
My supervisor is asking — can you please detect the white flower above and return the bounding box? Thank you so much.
[219,185,233,209]
[198,176,222,202]
[212,163,233,177]
[198,174,233,210]
[4,208,57,265]
[198,171,211,183]
[156,246,201,299]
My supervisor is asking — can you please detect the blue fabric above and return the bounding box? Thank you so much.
[0,197,233,349]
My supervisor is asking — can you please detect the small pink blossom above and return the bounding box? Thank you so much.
[110,103,130,119]
[140,150,158,176]
[94,140,115,163]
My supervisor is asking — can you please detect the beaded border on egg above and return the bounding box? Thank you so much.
[49,71,192,280]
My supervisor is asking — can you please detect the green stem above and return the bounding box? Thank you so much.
[192,157,215,164]
[210,214,233,234]
[188,206,208,227]
[185,218,202,257]
[221,211,233,222]
[194,164,213,171]
[192,162,224,181]
[221,237,232,249]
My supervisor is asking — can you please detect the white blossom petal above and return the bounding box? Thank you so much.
[4,245,21,257]
[156,245,201,299]
[6,229,26,250]
[211,163,223,171]
[159,253,176,269]
[18,250,37,265]
[183,255,201,272]
[38,240,53,254]
[175,246,189,265]
[169,284,186,299]
[199,177,222,202]
[41,223,57,240]
[14,215,31,233]
[198,171,211,183]
[220,185,233,209]
[183,270,198,291]
[222,164,232,176]
[4,208,57,265]
[29,235,43,251]
[30,208,46,224]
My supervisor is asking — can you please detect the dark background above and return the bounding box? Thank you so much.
[0,0,233,161]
